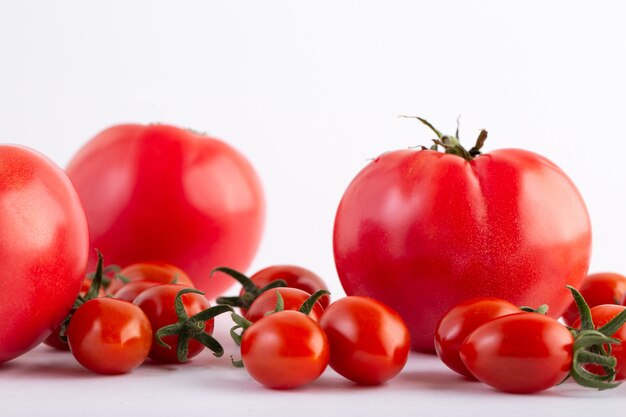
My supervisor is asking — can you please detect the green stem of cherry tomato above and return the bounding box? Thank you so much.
[212,266,287,309]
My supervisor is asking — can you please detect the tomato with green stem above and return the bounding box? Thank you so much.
[562,272,626,326]
[245,287,325,322]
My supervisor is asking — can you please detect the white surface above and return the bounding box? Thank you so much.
[1,0,626,415]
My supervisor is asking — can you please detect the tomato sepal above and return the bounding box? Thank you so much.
[212,267,287,309]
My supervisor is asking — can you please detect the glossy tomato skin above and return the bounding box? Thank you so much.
[460,313,574,393]
[67,298,152,374]
[113,280,161,302]
[108,262,195,295]
[0,145,89,363]
[319,296,410,385]
[334,148,591,351]
[562,273,626,326]
[133,284,213,363]
[573,304,626,380]
[434,297,520,377]
[245,287,325,323]
[241,311,329,389]
[66,124,265,299]
[246,265,329,309]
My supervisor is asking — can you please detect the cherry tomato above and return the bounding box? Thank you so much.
[245,288,325,323]
[108,262,194,295]
[67,297,152,374]
[241,310,329,389]
[434,297,521,377]
[0,145,89,363]
[113,281,161,302]
[133,284,214,363]
[334,119,591,351]
[562,273,626,325]
[66,124,265,299]
[573,304,626,380]
[247,265,329,309]
[319,296,410,385]
[460,313,574,393]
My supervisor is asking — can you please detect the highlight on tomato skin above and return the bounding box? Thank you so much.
[561,272,626,326]
[319,296,410,385]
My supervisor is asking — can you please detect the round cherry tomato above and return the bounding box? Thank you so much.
[66,124,265,299]
[460,313,574,393]
[334,120,591,351]
[113,281,161,302]
[435,297,520,377]
[562,273,626,325]
[246,265,329,309]
[573,304,626,380]
[108,262,195,295]
[0,145,89,363]
[133,284,213,363]
[67,297,152,374]
[245,288,325,323]
[319,296,410,385]
[241,310,329,389]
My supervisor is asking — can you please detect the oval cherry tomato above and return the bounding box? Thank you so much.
[435,297,521,377]
[67,298,152,374]
[246,265,329,309]
[334,120,591,351]
[562,273,626,326]
[133,284,213,363]
[107,262,195,295]
[245,288,325,323]
[241,310,329,389]
[66,124,265,299]
[0,145,89,363]
[319,296,410,385]
[113,281,161,302]
[460,313,574,393]
[573,304,626,380]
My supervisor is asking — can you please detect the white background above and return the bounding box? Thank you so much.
[1,1,626,416]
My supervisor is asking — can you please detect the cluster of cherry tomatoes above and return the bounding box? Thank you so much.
[47,253,411,390]
[433,272,626,393]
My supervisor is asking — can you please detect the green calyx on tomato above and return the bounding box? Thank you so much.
[400,116,487,161]
[212,266,287,310]
[519,304,549,314]
[154,288,233,362]
[567,285,626,389]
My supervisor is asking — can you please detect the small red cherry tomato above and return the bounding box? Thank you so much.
[573,304,626,380]
[319,296,410,385]
[460,313,574,393]
[133,284,213,363]
[108,262,195,294]
[247,265,329,308]
[67,298,152,374]
[241,310,329,389]
[113,281,161,302]
[434,297,520,377]
[562,273,626,326]
[245,287,325,323]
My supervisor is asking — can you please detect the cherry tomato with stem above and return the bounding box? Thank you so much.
[562,272,626,326]
[245,287,326,323]
[320,296,410,385]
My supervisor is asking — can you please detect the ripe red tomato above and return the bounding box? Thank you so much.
[113,280,161,302]
[241,310,329,389]
[247,265,329,309]
[573,304,626,380]
[133,284,214,363]
[319,296,410,385]
[334,120,591,351]
[67,297,152,374]
[434,297,521,377]
[66,124,265,299]
[245,288,325,323]
[108,262,195,295]
[0,145,89,363]
[460,313,574,393]
[562,273,626,325]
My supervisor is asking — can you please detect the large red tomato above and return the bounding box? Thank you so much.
[333,119,591,351]
[66,124,264,299]
[0,145,89,362]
